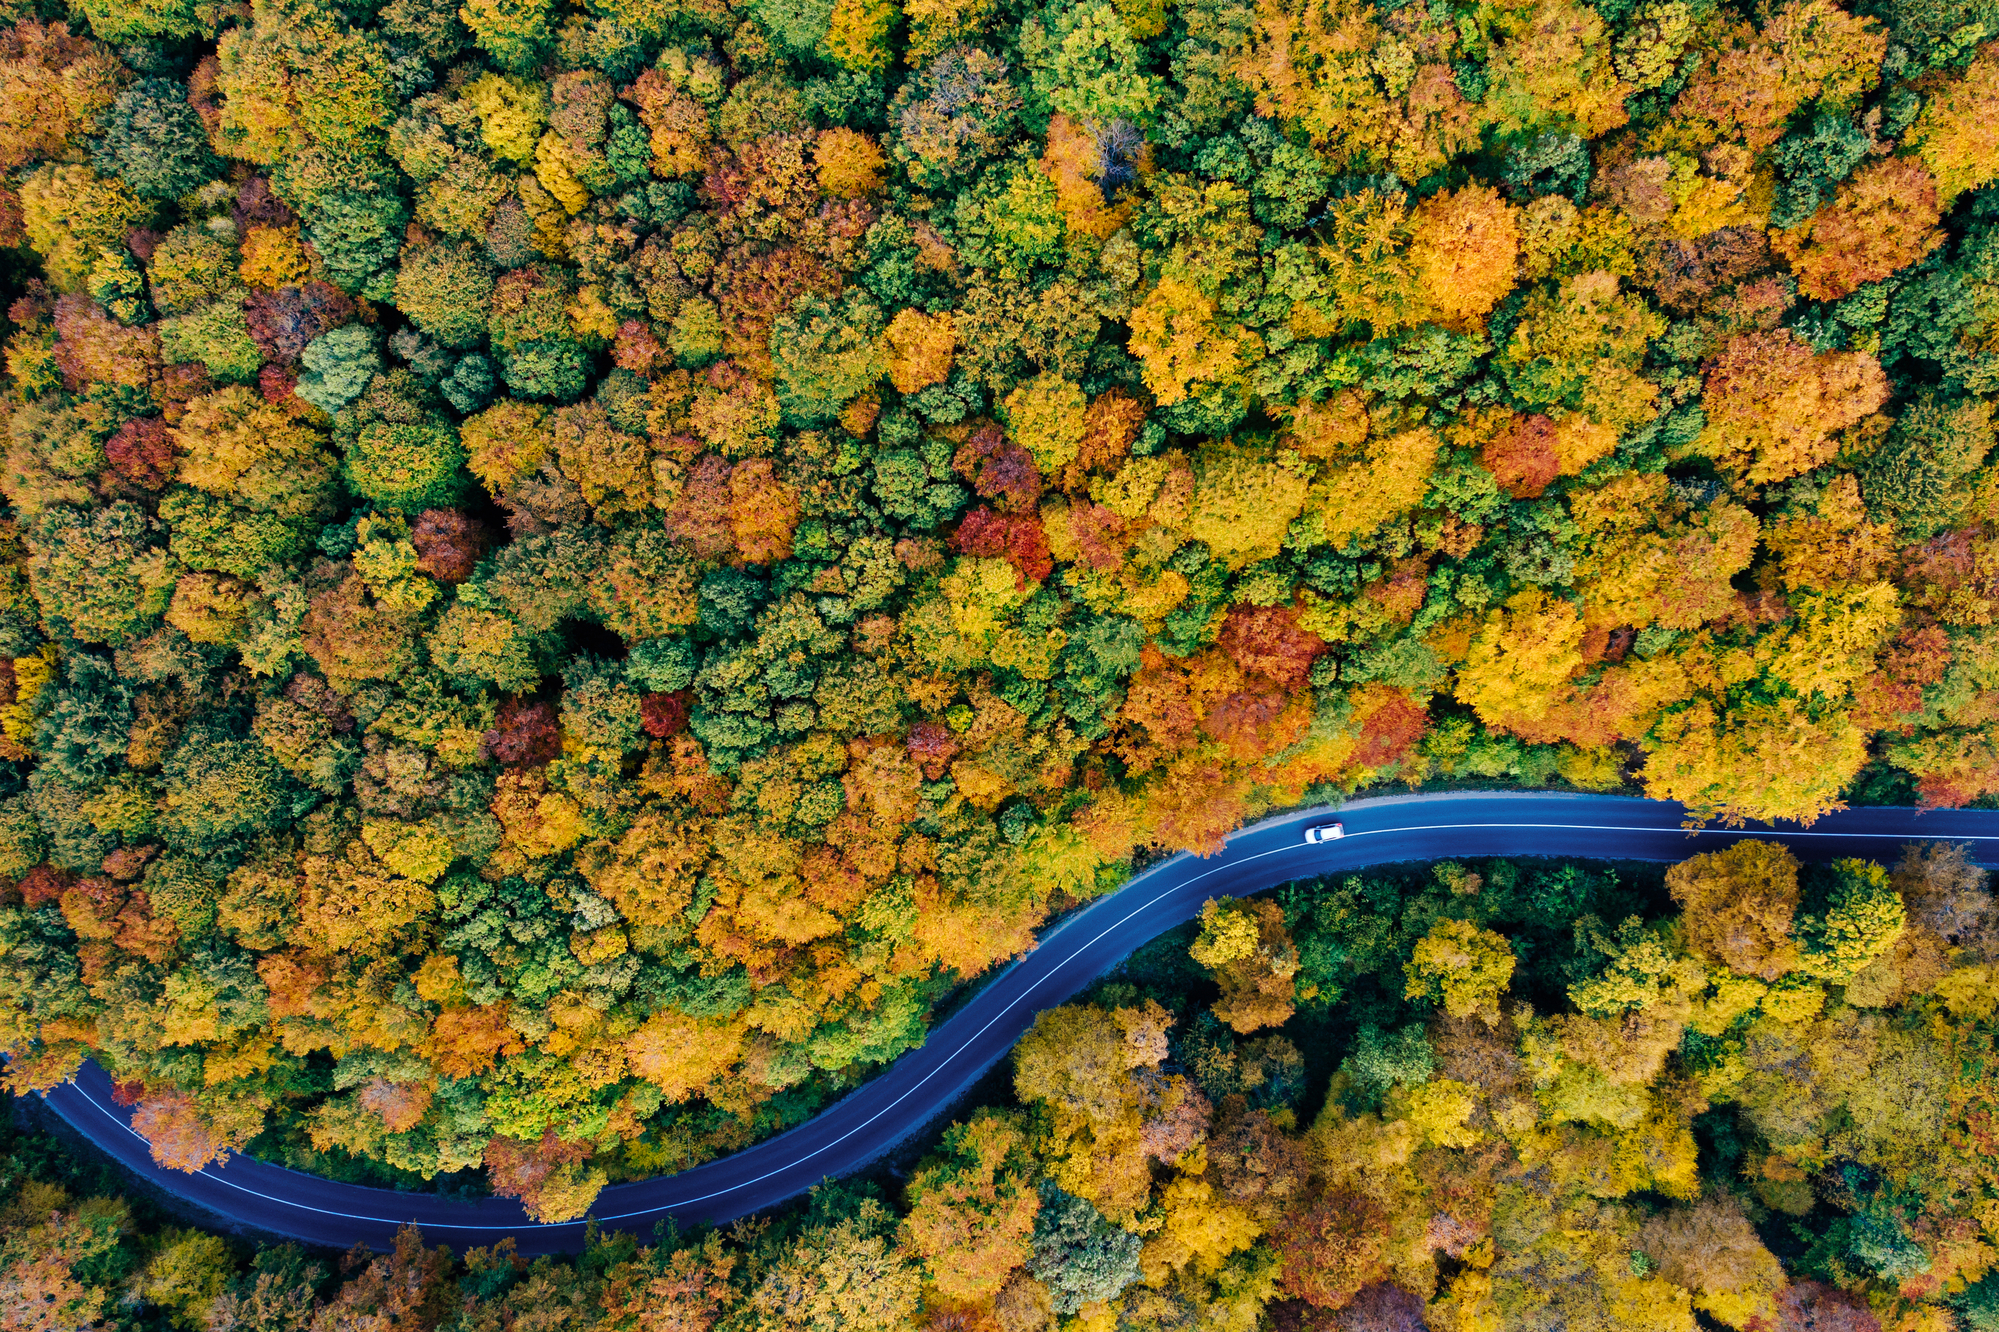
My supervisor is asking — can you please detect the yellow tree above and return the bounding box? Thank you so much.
[1454,588,1586,735]
[1408,185,1519,323]
[1665,840,1801,980]
[1127,276,1258,407]
[899,1110,1041,1302]
[1189,897,1300,1033]
[1405,918,1516,1024]
[1912,45,1999,203]
[1641,697,1868,826]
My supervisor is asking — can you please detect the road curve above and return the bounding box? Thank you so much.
[36,790,1999,1254]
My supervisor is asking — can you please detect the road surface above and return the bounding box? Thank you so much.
[35,790,1999,1253]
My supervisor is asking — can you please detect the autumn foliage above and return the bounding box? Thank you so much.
[8,838,1995,1331]
[0,0,1993,1250]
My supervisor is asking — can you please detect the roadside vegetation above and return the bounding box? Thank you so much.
[10,841,1999,1330]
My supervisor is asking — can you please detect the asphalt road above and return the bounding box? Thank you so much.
[35,790,1999,1253]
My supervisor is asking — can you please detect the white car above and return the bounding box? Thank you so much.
[1304,822,1345,843]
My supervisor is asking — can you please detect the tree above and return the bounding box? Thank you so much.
[1772,1281,1882,1332]
[815,127,885,198]
[1027,1184,1144,1315]
[305,190,408,302]
[1272,1189,1389,1310]
[460,0,554,72]
[159,734,299,855]
[204,1244,326,1332]
[1185,445,1311,570]
[1694,329,1888,484]
[129,1090,242,1171]
[882,308,955,394]
[1642,697,1869,827]
[18,164,152,288]
[298,326,383,415]
[28,503,171,645]
[891,47,1023,190]
[138,1229,234,1328]
[1666,840,1801,980]
[1772,157,1945,303]
[159,302,261,385]
[305,1226,454,1329]
[1331,1284,1429,1332]
[394,243,495,349]
[901,1110,1041,1302]
[345,420,469,515]
[93,78,217,201]
[167,385,339,578]
[1670,0,1885,152]
[1315,428,1441,547]
[1797,858,1905,984]
[0,22,123,176]
[1858,392,1994,540]
[1190,897,1299,1033]
[770,292,885,427]
[1638,1193,1786,1329]
[1912,45,1999,204]
[1454,589,1585,737]
[1496,271,1661,432]
[1893,840,1995,954]
[1404,918,1515,1024]
[736,1196,922,1332]
[1127,276,1256,408]
[1409,185,1520,324]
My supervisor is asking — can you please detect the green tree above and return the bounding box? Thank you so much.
[344,421,469,514]
[159,733,302,856]
[93,79,218,201]
[1020,0,1162,130]
[394,243,497,349]
[561,655,644,753]
[158,303,262,385]
[71,0,200,38]
[1860,392,1995,539]
[28,503,172,645]
[299,326,385,415]
[771,292,886,428]
[306,190,408,301]
[1028,1184,1144,1315]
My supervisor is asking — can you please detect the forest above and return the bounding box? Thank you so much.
[0,0,1996,1274]
[10,839,1999,1331]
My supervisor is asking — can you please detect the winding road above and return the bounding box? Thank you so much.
[36,790,1999,1254]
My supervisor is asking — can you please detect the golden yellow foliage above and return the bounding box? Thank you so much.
[1002,372,1090,471]
[826,0,897,71]
[1405,918,1516,1024]
[881,308,955,394]
[1455,589,1586,733]
[238,225,310,288]
[1313,427,1440,547]
[1694,329,1889,484]
[1913,44,1999,203]
[1642,697,1868,826]
[814,126,885,198]
[626,1011,748,1102]
[1408,184,1520,323]
[1128,276,1258,407]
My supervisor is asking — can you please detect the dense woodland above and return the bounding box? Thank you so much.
[0,0,1996,1259]
[11,840,1999,1331]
